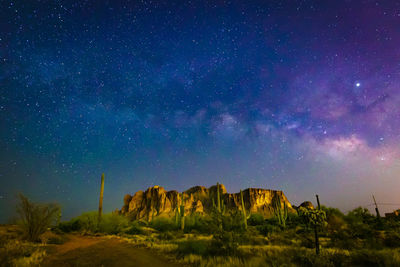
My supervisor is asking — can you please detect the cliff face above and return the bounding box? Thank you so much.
[120,184,294,220]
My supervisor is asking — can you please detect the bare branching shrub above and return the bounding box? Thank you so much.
[16,194,61,242]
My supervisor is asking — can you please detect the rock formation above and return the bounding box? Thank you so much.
[297,201,315,210]
[120,184,294,221]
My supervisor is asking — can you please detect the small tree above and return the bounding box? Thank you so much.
[17,193,61,242]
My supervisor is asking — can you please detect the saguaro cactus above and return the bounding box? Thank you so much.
[212,182,226,230]
[240,190,250,230]
[175,197,180,226]
[272,194,288,228]
[213,182,225,214]
[298,205,327,255]
[98,173,105,222]
[175,193,185,230]
[180,193,185,231]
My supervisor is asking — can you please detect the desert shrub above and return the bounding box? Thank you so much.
[237,228,267,245]
[58,212,131,234]
[293,250,350,267]
[346,207,375,226]
[322,205,345,218]
[16,194,61,242]
[256,247,400,267]
[176,239,208,257]
[0,240,46,267]
[325,214,346,235]
[158,231,175,241]
[350,249,400,266]
[98,213,130,234]
[384,231,400,248]
[255,217,282,236]
[58,218,81,232]
[222,210,245,233]
[209,230,240,256]
[11,249,47,267]
[381,217,400,232]
[38,231,67,244]
[74,211,99,233]
[299,235,315,248]
[247,213,264,226]
[330,228,364,249]
[286,212,303,228]
[149,217,177,232]
[47,235,67,245]
[184,214,210,233]
[125,221,143,235]
[348,221,374,240]
[256,223,280,236]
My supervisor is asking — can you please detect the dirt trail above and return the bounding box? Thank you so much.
[42,234,182,267]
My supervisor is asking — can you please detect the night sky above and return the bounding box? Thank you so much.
[1,1,400,221]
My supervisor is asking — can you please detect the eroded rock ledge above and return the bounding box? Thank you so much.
[120,184,294,220]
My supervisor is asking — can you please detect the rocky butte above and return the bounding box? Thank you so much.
[120,184,294,221]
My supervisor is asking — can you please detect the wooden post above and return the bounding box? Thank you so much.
[316,194,321,210]
[373,195,381,218]
[98,173,105,221]
[314,227,320,255]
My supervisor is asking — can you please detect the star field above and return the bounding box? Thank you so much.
[1,0,400,221]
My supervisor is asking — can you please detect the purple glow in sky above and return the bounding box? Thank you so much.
[1,1,400,221]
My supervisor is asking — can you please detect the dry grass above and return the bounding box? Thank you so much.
[2,222,400,267]
[0,239,47,266]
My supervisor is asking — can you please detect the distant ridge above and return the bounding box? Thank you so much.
[120,184,294,220]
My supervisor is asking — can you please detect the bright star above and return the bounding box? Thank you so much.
[355,82,361,87]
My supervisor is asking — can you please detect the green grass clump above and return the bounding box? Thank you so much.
[0,240,46,266]
[184,214,210,233]
[125,221,144,235]
[209,230,240,256]
[176,239,208,257]
[247,214,264,226]
[149,217,178,232]
[99,213,130,234]
[58,212,130,234]
[58,218,81,233]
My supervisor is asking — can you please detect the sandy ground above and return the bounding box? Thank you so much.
[42,234,182,267]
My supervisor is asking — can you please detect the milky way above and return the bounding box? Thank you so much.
[1,1,400,220]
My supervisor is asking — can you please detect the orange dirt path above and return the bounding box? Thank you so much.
[42,234,182,267]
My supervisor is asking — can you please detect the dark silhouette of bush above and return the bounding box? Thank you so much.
[16,193,61,242]
[176,239,208,257]
[58,219,81,232]
[350,249,400,266]
[345,207,375,225]
[183,214,210,233]
[58,211,130,234]
[149,217,177,232]
[209,230,240,256]
[99,213,130,234]
[383,231,400,248]
[125,221,143,235]
[256,222,281,236]
[157,231,175,240]
[248,213,264,226]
